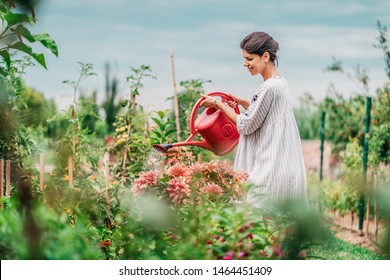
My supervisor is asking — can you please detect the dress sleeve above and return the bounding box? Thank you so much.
[236,85,274,135]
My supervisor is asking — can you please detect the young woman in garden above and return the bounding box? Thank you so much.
[200,31,308,210]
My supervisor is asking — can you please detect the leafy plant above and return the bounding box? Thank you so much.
[55,62,102,176]
[149,110,176,145]
[0,1,58,74]
[109,65,156,185]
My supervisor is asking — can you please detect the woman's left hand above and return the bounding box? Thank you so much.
[199,95,216,108]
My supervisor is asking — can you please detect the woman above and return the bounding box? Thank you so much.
[200,31,308,210]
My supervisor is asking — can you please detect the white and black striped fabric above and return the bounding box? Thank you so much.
[234,76,308,209]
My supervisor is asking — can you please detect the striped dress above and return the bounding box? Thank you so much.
[234,76,308,209]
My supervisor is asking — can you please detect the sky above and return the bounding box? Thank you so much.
[24,0,390,113]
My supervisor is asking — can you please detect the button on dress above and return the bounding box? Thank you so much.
[234,76,308,209]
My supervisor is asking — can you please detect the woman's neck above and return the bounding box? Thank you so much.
[261,64,279,81]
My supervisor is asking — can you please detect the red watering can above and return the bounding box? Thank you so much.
[153,92,240,156]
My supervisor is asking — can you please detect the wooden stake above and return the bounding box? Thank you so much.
[366,194,370,235]
[0,159,4,208]
[6,160,10,197]
[197,153,202,163]
[104,155,111,230]
[68,157,73,186]
[40,153,44,192]
[120,122,132,185]
[170,49,181,141]
[373,171,379,238]
[366,171,374,235]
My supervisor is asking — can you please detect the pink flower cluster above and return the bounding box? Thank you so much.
[167,163,189,178]
[131,170,158,195]
[200,183,224,195]
[132,147,249,205]
[167,177,191,205]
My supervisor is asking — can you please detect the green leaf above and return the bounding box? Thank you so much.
[0,66,8,76]
[33,33,59,57]
[0,5,8,14]
[153,131,162,138]
[13,26,58,57]
[31,52,46,68]
[9,41,47,68]
[0,50,11,69]
[157,111,166,119]
[15,25,35,42]
[151,117,162,127]
[9,41,33,55]
[165,129,176,136]
[4,11,31,26]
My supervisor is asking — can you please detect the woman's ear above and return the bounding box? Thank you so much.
[262,51,270,62]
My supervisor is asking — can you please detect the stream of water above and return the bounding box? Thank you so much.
[142,147,167,174]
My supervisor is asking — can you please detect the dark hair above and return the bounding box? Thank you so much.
[240,32,279,65]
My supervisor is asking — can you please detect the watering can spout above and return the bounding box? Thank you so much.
[153,144,173,154]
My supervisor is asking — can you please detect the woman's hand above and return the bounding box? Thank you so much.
[199,95,216,108]
[226,93,250,110]
[226,99,238,109]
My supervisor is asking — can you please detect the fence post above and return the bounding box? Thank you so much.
[68,157,73,186]
[358,96,371,236]
[6,160,10,197]
[0,159,3,208]
[104,153,112,230]
[40,153,44,192]
[319,111,326,182]
[171,49,181,142]
[318,111,326,213]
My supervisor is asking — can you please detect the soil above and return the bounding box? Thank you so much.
[325,212,385,253]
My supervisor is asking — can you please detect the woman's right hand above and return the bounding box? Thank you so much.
[225,93,239,109]
[226,93,250,110]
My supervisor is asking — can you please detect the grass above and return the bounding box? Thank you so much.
[307,226,386,260]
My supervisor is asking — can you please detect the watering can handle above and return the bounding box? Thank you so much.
[189,92,240,134]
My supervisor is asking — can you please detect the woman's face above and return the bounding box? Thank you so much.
[242,49,267,76]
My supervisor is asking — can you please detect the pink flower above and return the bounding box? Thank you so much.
[167,177,190,205]
[131,170,158,195]
[188,162,202,176]
[139,170,158,185]
[218,160,233,173]
[200,183,224,195]
[245,233,254,239]
[272,246,284,257]
[167,163,189,178]
[201,161,218,174]
[233,170,249,183]
[131,182,148,195]
[237,251,249,258]
[184,152,195,162]
[223,251,233,260]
